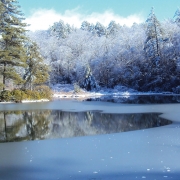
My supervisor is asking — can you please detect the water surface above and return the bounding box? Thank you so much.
[0,110,171,143]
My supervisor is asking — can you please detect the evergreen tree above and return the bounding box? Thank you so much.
[144,8,164,66]
[94,22,106,37]
[81,65,98,91]
[107,21,121,37]
[174,8,180,26]
[49,20,73,39]
[81,21,98,34]
[23,41,49,90]
[81,21,91,31]
[0,0,28,90]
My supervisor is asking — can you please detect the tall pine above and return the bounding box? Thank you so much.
[0,0,27,90]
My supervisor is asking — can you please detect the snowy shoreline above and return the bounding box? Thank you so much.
[52,83,180,100]
[0,90,179,104]
[52,91,180,100]
[0,99,49,104]
[22,99,49,103]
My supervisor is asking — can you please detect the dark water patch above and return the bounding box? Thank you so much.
[0,110,172,143]
[86,95,180,104]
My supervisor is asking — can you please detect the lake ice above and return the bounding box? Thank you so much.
[0,99,180,180]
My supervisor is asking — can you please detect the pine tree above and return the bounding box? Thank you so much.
[144,8,164,66]
[49,20,73,39]
[81,21,91,31]
[94,22,106,37]
[174,8,180,26]
[23,41,49,90]
[0,0,27,90]
[107,21,121,37]
[81,21,99,34]
[81,65,98,91]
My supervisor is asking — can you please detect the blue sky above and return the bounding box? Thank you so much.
[18,0,180,31]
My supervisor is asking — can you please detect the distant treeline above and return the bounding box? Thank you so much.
[29,8,180,92]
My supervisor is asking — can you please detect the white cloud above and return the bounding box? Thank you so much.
[25,8,144,32]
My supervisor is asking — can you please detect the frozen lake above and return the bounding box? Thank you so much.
[0,98,180,180]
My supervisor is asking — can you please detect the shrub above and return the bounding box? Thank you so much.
[22,90,41,100]
[23,89,32,100]
[30,91,41,100]
[74,83,81,93]
[0,86,52,102]
[0,90,11,102]
[34,85,52,99]
[11,89,27,102]
[25,90,40,100]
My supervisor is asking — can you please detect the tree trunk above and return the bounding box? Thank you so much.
[3,63,6,91]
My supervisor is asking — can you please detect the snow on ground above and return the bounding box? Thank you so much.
[0,101,180,179]
[0,99,49,104]
[22,99,49,103]
[52,84,176,100]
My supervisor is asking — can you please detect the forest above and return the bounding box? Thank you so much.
[1,0,180,101]
[29,8,180,93]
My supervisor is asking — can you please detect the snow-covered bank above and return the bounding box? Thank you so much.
[0,99,49,104]
[22,99,49,103]
[52,84,179,100]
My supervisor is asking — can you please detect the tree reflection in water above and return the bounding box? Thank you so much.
[0,110,172,143]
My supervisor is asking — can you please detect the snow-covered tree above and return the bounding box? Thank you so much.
[94,22,106,37]
[174,8,180,26]
[144,8,165,66]
[49,20,73,39]
[81,21,91,31]
[81,65,98,91]
[107,21,121,37]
